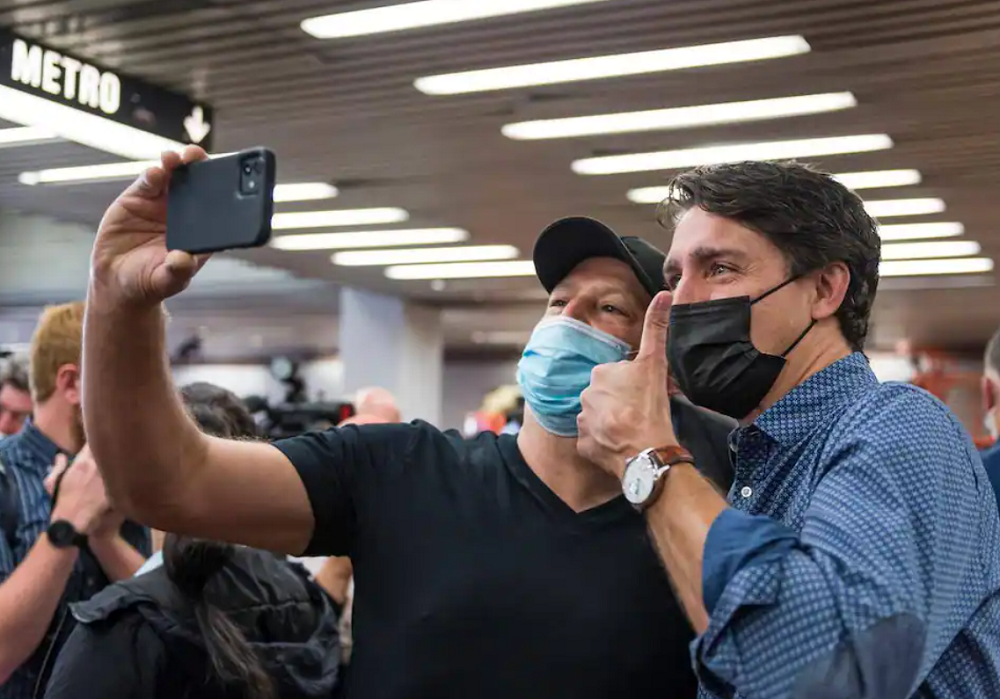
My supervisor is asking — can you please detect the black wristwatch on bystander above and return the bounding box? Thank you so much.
[46,520,88,549]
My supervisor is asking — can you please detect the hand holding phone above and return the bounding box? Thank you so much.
[89,147,275,311]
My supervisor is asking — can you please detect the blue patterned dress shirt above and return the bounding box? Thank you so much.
[0,421,149,699]
[696,353,1000,698]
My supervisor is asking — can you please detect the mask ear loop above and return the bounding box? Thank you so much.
[750,274,802,306]
[780,319,816,358]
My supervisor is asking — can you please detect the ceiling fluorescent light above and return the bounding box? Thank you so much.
[17,152,234,185]
[835,169,921,189]
[628,167,921,205]
[0,85,183,160]
[416,35,810,95]
[880,257,994,277]
[334,245,518,266]
[878,222,964,241]
[19,160,155,185]
[273,183,338,202]
[575,134,892,175]
[0,126,58,147]
[302,0,610,39]
[865,198,945,217]
[385,260,536,279]
[271,208,409,230]
[272,228,469,251]
[503,92,856,140]
[881,241,981,260]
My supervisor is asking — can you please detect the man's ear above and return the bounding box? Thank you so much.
[55,364,81,406]
[984,375,998,413]
[810,262,851,321]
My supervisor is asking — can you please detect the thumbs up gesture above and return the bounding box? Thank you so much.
[577,291,679,477]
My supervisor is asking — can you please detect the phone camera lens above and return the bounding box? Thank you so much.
[243,163,253,175]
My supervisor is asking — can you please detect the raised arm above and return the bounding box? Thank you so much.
[83,147,313,553]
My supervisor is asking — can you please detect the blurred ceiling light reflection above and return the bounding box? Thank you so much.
[880,241,981,260]
[504,93,857,140]
[574,134,893,175]
[878,222,965,241]
[865,198,945,217]
[273,183,338,202]
[271,228,469,250]
[333,245,518,266]
[19,160,154,184]
[271,208,409,230]
[416,36,810,94]
[302,0,611,39]
[0,126,58,147]
[880,258,994,276]
[385,260,536,279]
[628,168,922,204]
[836,169,922,189]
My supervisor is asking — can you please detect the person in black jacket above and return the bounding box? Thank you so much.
[42,383,342,699]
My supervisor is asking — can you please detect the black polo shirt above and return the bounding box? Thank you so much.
[275,397,733,699]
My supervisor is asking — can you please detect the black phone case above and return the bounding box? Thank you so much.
[166,147,276,254]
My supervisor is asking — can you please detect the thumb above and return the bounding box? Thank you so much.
[153,251,210,299]
[46,454,68,495]
[636,290,672,363]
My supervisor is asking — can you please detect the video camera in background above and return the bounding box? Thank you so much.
[245,396,355,440]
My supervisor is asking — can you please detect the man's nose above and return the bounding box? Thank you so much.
[562,299,590,324]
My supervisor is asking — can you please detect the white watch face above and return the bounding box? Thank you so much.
[623,455,657,505]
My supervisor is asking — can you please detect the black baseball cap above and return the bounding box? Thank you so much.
[533,216,666,298]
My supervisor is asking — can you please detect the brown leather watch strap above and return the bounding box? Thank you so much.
[652,445,695,467]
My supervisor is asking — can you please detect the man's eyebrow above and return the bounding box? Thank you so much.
[664,246,749,275]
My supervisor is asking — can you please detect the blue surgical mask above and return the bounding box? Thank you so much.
[516,316,632,437]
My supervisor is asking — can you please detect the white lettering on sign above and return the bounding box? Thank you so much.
[41,50,61,94]
[10,38,121,115]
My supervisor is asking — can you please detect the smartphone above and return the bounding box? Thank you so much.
[166,147,276,254]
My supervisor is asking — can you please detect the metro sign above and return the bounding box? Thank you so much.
[0,30,214,157]
[11,39,123,116]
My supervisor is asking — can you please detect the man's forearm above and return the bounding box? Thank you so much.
[82,292,205,517]
[89,535,146,582]
[0,537,78,683]
[646,463,729,634]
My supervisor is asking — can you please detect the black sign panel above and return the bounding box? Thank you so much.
[0,30,214,150]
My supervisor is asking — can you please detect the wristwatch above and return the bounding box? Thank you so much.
[622,445,694,512]
[46,520,88,549]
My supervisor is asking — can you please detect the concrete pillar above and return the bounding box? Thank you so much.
[338,288,443,425]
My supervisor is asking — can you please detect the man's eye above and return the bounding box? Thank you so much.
[549,299,567,308]
[709,264,731,277]
[601,304,623,315]
[665,275,681,290]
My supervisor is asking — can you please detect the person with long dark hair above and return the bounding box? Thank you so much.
[42,383,341,699]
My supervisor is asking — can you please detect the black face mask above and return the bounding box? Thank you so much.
[666,277,815,420]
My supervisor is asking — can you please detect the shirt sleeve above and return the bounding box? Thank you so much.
[694,390,994,699]
[0,468,15,582]
[272,421,426,557]
[0,527,14,583]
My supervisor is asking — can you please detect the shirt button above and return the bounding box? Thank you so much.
[740,485,753,499]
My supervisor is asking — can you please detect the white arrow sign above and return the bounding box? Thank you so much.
[184,105,211,144]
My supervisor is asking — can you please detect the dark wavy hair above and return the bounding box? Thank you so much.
[658,161,881,351]
[164,383,272,699]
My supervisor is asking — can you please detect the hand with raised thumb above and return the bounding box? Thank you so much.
[577,291,679,477]
[90,146,212,308]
